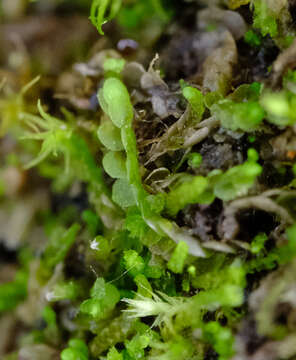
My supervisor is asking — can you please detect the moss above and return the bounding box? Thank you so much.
[2,0,296,359]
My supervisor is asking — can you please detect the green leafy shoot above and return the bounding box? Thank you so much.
[90,0,122,35]
[80,278,120,318]
[203,322,234,360]
[98,77,133,129]
[123,250,145,278]
[252,0,278,38]
[251,233,268,254]
[182,86,205,121]
[20,100,73,170]
[168,241,189,274]
[247,224,296,273]
[188,153,202,168]
[106,347,123,360]
[211,149,262,201]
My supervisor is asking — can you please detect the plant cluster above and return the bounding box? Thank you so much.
[1,0,296,359]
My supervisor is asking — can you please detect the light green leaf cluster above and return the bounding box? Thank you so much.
[252,0,278,37]
[211,149,262,201]
[212,100,265,132]
[211,82,265,132]
[20,100,73,169]
[80,278,120,318]
[251,233,268,254]
[203,322,234,360]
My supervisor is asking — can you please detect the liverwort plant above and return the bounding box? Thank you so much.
[98,72,206,257]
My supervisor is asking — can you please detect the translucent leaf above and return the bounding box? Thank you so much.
[99,78,133,128]
[102,151,127,179]
[112,178,137,208]
[182,86,205,121]
[97,121,124,151]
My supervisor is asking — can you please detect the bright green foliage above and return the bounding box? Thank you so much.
[125,333,150,359]
[168,241,189,274]
[112,178,136,207]
[212,149,262,201]
[251,233,268,254]
[90,0,122,35]
[61,339,89,360]
[244,29,261,46]
[21,100,73,169]
[252,0,278,37]
[203,322,234,360]
[212,100,265,132]
[107,347,123,360]
[165,176,211,216]
[204,91,223,109]
[39,223,80,280]
[98,77,133,128]
[22,103,104,190]
[247,224,296,273]
[188,153,202,168]
[80,278,120,318]
[260,90,296,126]
[103,151,127,179]
[123,250,145,277]
[182,86,205,121]
[0,269,27,312]
[124,262,245,331]
[97,121,124,151]
[124,208,161,246]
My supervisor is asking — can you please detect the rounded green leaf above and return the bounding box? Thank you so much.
[103,151,127,179]
[112,178,136,208]
[102,77,133,128]
[97,121,124,151]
